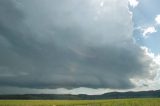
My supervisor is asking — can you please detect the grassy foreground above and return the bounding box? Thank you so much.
[0,98,160,106]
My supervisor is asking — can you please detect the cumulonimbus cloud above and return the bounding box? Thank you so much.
[0,0,158,93]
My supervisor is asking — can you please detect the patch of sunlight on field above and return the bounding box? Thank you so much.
[0,98,160,106]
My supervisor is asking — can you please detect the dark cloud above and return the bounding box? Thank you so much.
[0,0,157,93]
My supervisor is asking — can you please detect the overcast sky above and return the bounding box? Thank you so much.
[0,0,160,95]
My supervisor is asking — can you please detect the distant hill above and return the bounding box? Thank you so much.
[0,90,160,100]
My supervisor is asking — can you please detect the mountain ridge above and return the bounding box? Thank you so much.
[0,90,160,100]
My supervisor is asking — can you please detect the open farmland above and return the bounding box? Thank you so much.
[0,98,160,106]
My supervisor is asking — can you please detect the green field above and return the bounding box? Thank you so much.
[0,98,160,106]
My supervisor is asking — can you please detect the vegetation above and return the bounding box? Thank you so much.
[0,98,160,106]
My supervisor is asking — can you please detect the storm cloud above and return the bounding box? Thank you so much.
[0,0,158,93]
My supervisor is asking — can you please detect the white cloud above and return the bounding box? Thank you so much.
[142,26,157,38]
[137,14,160,38]
[131,46,160,91]
[155,15,160,24]
[128,0,139,8]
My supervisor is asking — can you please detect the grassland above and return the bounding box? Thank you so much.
[0,98,160,106]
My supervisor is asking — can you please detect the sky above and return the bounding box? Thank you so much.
[0,0,160,95]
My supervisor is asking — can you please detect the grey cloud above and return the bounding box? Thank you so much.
[0,0,157,93]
